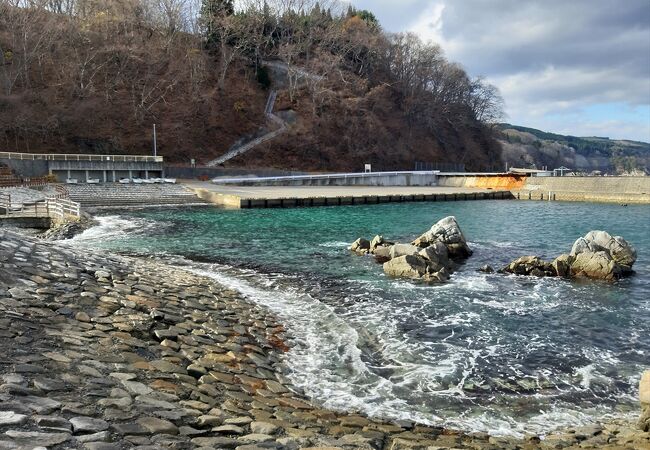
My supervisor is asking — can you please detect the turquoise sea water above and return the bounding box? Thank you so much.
[68,200,650,437]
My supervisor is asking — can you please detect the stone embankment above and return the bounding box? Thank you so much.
[1,230,649,449]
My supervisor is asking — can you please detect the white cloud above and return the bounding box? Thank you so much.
[395,0,650,141]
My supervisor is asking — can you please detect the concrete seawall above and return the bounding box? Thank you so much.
[518,176,650,203]
[438,175,527,190]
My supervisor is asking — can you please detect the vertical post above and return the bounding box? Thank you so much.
[153,124,157,157]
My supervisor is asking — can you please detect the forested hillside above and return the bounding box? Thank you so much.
[0,0,505,171]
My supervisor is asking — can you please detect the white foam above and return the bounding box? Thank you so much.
[65,215,158,245]
[318,241,351,248]
[574,364,596,389]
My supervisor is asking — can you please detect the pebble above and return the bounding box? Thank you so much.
[70,416,110,433]
[0,411,28,426]
[137,417,179,435]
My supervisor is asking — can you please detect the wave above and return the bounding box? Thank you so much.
[66,215,161,245]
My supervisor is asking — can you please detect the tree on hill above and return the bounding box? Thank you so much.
[200,0,235,45]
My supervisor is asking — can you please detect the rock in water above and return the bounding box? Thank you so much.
[639,370,650,432]
[571,230,637,273]
[350,238,370,255]
[351,216,470,282]
[370,235,392,253]
[383,255,450,282]
[551,254,574,278]
[412,216,472,260]
[383,255,429,279]
[570,251,622,281]
[373,246,391,262]
[478,264,494,274]
[500,256,556,277]
[418,241,450,272]
[389,244,420,259]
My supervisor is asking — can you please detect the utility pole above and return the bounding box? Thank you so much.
[153,124,157,157]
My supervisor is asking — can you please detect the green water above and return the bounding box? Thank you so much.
[69,200,650,437]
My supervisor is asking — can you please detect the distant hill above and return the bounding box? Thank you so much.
[498,124,649,174]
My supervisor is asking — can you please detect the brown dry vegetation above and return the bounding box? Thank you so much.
[0,0,504,171]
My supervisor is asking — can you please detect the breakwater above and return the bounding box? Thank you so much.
[1,228,649,449]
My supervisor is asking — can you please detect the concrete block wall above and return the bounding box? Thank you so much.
[518,176,650,203]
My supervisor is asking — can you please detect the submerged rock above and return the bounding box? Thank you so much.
[478,264,494,274]
[500,256,556,277]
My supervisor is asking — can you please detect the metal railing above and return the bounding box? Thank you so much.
[0,151,163,163]
[0,192,80,219]
[211,170,441,185]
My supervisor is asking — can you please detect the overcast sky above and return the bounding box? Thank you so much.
[350,0,650,142]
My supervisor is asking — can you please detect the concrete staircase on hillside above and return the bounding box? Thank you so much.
[207,90,287,167]
[66,184,206,207]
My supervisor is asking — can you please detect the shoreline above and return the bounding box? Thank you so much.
[0,228,648,449]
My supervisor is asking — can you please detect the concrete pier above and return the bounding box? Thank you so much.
[183,181,514,209]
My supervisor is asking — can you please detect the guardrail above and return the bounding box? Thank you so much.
[211,170,441,185]
[0,192,80,219]
[47,197,81,219]
[0,151,163,163]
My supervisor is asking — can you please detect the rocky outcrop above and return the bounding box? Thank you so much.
[389,244,420,259]
[639,370,650,432]
[551,254,574,278]
[570,251,622,281]
[39,214,97,241]
[571,230,637,273]
[412,216,472,260]
[350,238,370,255]
[501,230,636,282]
[350,216,470,282]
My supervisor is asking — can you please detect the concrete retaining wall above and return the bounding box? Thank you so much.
[258,173,437,187]
[438,175,527,190]
[518,176,650,203]
[0,216,51,228]
[211,172,439,187]
[166,167,306,179]
[0,159,49,177]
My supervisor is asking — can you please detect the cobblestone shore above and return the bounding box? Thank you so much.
[0,229,648,450]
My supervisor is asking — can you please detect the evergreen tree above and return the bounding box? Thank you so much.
[200,0,235,44]
[357,10,379,29]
